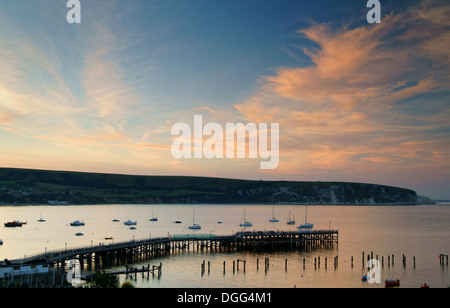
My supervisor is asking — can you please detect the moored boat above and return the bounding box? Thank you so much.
[149,211,158,221]
[124,220,137,226]
[70,220,85,226]
[297,206,313,229]
[385,279,400,287]
[286,210,295,225]
[269,205,279,222]
[240,209,253,228]
[188,209,201,230]
[4,221,23,227]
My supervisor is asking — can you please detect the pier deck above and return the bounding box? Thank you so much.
[5,230,338,270]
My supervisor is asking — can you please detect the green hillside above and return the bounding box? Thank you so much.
[0,168,419,205]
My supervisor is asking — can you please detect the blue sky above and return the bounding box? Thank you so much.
[0,0,449,198]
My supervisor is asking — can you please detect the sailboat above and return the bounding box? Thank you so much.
[269,205,279,222]
[149,211,158,221]
[70,220,85,226]
[123,219,137,226]
[188,209,201,230]
[38,212,46,222]
[240,209,253,227]
[286,210,295,225]
[297,206,313,229]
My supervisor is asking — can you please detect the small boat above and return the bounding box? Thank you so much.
[188,209,201,230]
[149,211,158,221]
[361,275,369,282]
[70,220,85,226]
[75,232,84,236]
[130,227,136,230]
[421,283,430,288]
[385,279,400,287]
[174,220,182,224]
[124,220,137,226]
[287,210,295,225]
[297,206,313,229]
[269,205,279,222]
[240,209,253,228]
[38,212,46,222]
[112,219,120,222]
[104,237,114,240]
[4,221,23,227]
[0,239,3,245]
[218,221,223,224]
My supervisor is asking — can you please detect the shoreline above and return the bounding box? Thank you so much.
[0,202,432,206]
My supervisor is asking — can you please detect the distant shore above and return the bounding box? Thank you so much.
[0,167,430,206]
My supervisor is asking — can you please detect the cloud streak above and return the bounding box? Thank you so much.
[233,2,450,189]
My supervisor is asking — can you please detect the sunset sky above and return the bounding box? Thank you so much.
[0,0,449,199]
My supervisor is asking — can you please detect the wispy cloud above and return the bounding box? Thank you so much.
[233,2,450,186]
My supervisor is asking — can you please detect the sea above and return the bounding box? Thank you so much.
[0,203,449,288]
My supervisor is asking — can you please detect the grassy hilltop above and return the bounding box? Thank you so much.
[0,168,419,205]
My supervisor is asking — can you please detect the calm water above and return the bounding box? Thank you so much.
[0,204,449,288]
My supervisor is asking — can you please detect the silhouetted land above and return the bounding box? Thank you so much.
[0,168,422,205]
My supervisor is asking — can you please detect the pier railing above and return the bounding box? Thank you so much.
[8,230,338,266]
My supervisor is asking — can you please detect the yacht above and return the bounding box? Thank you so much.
[38,212,46,222]
[149,211,158,222]
[70,220,85,226]
[286,210,295,225]
[297,206,313,229]
[124,220,137,226]
[4,221,23,227]
[269,205,279,222]
[240,209,253,228]
[188,209,201,230]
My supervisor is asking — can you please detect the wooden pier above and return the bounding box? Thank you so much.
[8,230,338,272]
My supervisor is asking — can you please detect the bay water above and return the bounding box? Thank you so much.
[0,204,449,288]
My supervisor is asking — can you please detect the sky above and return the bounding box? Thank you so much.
[0,0,449,199]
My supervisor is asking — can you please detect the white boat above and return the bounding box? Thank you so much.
[240,209,253,227]
[149,211,158,222]
[287,210,295,225]
[70,220,85,226]
[269,205,279,222]
[124,220,137,226]
[188,209,201,230]
[297,206,313,229]
[38,212,46,222]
